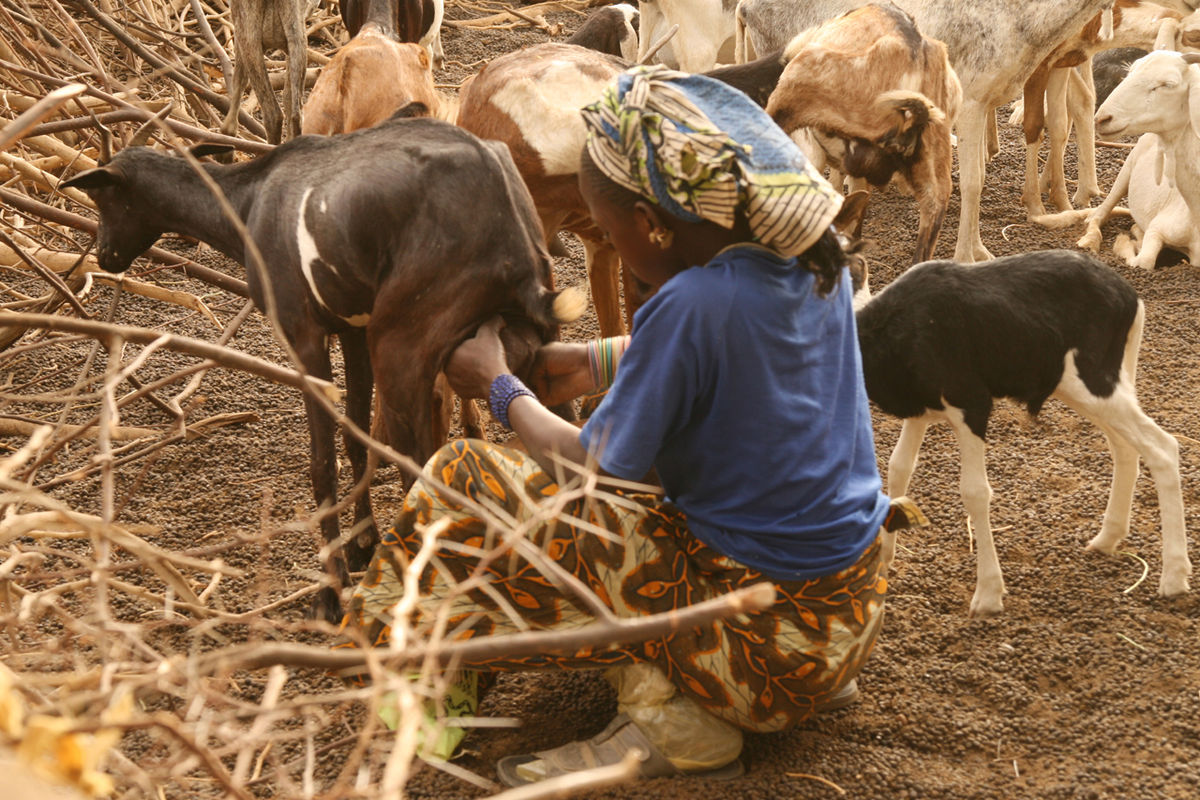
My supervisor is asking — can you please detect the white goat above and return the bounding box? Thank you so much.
[637,0,734,72]
[1085,50,1200,261]
[850,242,1190,617]
[734,0,1118,262]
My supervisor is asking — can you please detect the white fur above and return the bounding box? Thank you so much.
[490,64,615,176]
[882,329,1190,617]
[637,0,735,72]
[297,188,370,326]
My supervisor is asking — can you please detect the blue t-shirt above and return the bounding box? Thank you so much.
[579,244,890,581]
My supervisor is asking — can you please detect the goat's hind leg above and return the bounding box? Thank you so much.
[1054,328,1190,597]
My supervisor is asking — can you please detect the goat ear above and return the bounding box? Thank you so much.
[1188,65,1200,141]
[60,166,120,191]
[188,142,236,160]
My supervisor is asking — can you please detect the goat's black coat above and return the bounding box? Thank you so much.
[64,115,566,619]
[855,250,1138,440]
[565,5,637,58]
[704,50,788,108]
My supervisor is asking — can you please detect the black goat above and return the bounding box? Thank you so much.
[62,115,580,620]
[854,249,1189,617]
[565,3,639,61]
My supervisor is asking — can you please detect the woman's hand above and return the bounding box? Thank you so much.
[530,342,595,406]
[446,317,509,399]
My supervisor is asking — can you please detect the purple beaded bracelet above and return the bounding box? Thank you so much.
[489,373,535,430]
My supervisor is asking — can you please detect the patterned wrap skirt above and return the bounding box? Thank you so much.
[342,439,888,733]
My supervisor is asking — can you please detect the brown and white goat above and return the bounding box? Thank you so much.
[457,43,635,336]
[61,115,580,621]
[766,4,961,263]
[302,0,440,135]
[456,42,791,335]
[221,0,308,144]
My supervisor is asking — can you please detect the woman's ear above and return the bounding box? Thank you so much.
[632,199,668,239]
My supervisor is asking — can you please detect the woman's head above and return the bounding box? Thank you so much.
[578,66,849,293]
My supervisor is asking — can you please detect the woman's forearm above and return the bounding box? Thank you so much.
[507,395,590,478]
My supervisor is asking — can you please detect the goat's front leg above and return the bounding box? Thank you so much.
[340,328,378,572]
[292,332,353,623]
[882,416,930,570]
[945,409,1003,617]
[1077,146,1134,252]
[282,4,307,141]
[953,100,994,263]
[1067,63,1100,207]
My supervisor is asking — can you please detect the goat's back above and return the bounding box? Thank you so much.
[302,30,438,135]
[856,250,1139,428]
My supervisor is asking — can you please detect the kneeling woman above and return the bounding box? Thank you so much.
[342,65,918,786]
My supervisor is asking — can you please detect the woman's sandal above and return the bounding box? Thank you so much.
[495,713,744,787]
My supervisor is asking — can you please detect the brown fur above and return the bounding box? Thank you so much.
[457,44,635,336]
[302,28,439,135]
[766,4,961,264]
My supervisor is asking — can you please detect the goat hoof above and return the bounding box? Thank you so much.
[968,591,1004,618]
[1158,570,1191,598]
[310,587,345,624]
[1084,534,1124,555]
[345,532,379,573]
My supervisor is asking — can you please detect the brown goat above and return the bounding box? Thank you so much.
[765,4,961,263]
[302,31,439,135]
[220,0,308,144]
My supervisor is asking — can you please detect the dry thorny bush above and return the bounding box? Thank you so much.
[0,0,748,797]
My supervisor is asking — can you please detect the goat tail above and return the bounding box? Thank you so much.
[549,286,587,324]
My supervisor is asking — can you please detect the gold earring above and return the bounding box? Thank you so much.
[649,228,674,249]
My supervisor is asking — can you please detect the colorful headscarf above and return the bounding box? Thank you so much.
[580,65,843,257]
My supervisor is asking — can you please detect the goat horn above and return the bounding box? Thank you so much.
[125,102,175,149]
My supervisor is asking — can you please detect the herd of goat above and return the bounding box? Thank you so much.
[57,0,1197,620]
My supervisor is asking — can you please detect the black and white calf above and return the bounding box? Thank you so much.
[62,114,580,620]
[854,249,1190,616]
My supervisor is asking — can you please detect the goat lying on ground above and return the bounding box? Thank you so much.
[1092,50,1200,261]
[303,0,440,133]
[221,0,308,144]
[1016,1,1192,221]
[341,0,444,68]
[851,241,1189,616]
[765,4,961,263]
[62,113,580,620]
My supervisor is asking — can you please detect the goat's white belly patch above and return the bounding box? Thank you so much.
[296,188,370,326]
[490,65,616,176]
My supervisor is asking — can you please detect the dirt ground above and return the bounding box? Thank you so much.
[6,9,1200,800]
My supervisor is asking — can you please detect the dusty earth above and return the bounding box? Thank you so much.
[5,8,1200,800]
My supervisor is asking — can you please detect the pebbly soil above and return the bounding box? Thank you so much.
[6,9,1200,800]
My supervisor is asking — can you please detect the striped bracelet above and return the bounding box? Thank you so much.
[586,336,631,388]
[488,373,535,430]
